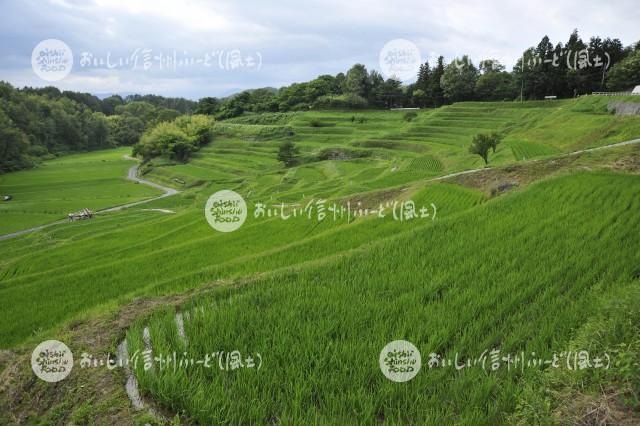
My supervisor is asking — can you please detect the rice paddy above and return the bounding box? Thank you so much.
[0,96,639,424]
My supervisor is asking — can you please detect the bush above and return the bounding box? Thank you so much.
[316,148,372,161]
[403,111,418,122]
[277,140,300,167]
[134,114,215,162]
[312,94,368,110]
[291,102,310,111]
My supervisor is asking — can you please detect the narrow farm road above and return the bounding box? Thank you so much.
[426,137,640,183]
[0,157,179,241]
[99,157,179,213]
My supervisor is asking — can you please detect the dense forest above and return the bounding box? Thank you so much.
[1,30,639,172]
[0,83,196,172]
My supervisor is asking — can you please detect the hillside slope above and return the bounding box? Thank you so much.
[128,172,640,424]
[0,97,638,424]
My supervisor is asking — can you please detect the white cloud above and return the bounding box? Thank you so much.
[1,0,638,98]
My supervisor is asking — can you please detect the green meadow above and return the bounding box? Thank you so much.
[0,148,161,234]
[0,96,639,424]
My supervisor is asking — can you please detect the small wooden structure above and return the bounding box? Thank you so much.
[68,208,93,221]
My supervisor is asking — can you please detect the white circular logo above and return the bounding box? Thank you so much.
[379,339,421,382]
[31,340,74,382]
[379,39,422,83]
[31,39,73,82]
[205,190,247,232]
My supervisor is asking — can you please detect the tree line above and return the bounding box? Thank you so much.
[196,30,639,118]
[1,29,639,172]
[0,82,195,172]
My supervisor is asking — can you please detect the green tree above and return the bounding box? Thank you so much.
[469,133,498,165]
[606,48,640,91]
[475,60,516,100]
[0,109,30,172]
[175,114,215,147]
[133,115,214,162]
[380,78,403,108]
[430,56,446,107]
[101,95,124,115]
[343,64,370,98]
[86,112,110,150]
[487,132,503,153]
[277,140,300,167]
[135,122,193,162]
[367,70,385,107]
[196,97,220,115]
[107,114,145,146]
[412,88,426,107]
[306,75,340,101]
[441,56,478,103]
[565,30,589,96]
[414,62,432,107]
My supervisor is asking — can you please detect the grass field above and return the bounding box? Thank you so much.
[0,148,162,234]
[0,96,639,424]
[127,172,640,424]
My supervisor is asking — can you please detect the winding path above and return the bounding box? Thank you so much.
[99,159,178,213]
[0,157,179,241]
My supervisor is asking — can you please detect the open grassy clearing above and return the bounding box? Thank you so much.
[0,148,161,234]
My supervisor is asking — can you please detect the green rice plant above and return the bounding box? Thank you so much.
[407,155,444,173]
[126,172,640,424]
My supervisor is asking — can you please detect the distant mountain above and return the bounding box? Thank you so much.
[93,92,136,100]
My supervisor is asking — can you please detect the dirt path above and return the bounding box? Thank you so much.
[426,138,640,183]
[0,157,179,241]
[99,159,178,213]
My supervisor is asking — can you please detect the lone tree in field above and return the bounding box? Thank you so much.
[469,132,501,165]
[277,140,300,167]
[469,133,493,164]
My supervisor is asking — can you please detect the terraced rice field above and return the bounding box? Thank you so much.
[145,97,640,200]
[1,96,639,424]
[127,172,640,424]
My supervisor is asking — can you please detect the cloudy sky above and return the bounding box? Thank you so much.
[1,0,639,99]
